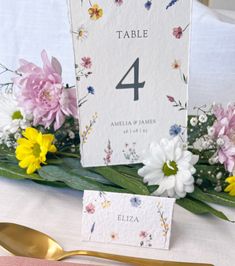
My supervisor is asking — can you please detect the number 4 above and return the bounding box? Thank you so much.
[116,58,145,101]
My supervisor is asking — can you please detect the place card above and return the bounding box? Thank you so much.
[69,0,192,167]
[81,190,175,249]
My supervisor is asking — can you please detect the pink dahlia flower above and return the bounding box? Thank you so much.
[212,104,235,172]
[13,50,77,130]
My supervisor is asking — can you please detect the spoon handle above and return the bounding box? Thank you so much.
[59,250,213,266]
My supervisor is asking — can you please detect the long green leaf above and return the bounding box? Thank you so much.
[0,162,43,181]
[176,197,231,222]
[38,165,127,193]
[190,187,235,207]
[112,165,142,180]
[62,158,113,185]
[33,180,68,188]
[92,167,150,195]
[204,190,235,207]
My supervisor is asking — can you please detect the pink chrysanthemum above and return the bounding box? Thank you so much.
[13,50,78,130]
[212,104,235,172]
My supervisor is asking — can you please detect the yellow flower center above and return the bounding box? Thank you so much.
[42,89,52,101]
[32,143,41,158]
[12,110,23,120]
[162,161,178,176]
[79,30,84,37]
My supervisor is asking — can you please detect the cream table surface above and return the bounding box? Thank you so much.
[0,177,234,266]
[0,0,235,265]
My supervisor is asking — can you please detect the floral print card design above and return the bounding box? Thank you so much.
[69,0,192,166]
[82,190,175,249]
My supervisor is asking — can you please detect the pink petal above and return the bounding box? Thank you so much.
[51,56,62,75]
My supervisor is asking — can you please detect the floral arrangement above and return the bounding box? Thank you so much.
[0,51,234,222]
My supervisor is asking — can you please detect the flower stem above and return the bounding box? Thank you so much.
[183,23,190,32]
[56,151,80,159]
[0,63,21,76]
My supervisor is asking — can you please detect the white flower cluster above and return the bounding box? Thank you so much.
[190,114,208,127]
[0,93,30,147]
[190,114,217,152]
[56,120,79,152]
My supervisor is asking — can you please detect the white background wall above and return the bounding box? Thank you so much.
[210,0,235,10]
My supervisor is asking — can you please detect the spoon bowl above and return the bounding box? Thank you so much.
[0,223,64,260]
[0,222,214,266]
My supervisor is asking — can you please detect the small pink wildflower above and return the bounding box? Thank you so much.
[173,26,183,39]
[85,203,95,214]
[139,231,148,238]
[81,57,92,69]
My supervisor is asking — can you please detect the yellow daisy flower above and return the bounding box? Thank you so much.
[88,4,103,20]
[16,127,57,174]
[224,176,235,196]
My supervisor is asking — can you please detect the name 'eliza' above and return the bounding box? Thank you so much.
[117,214,139,223]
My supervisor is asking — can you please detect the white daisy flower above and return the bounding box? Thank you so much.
[0,93,27,135]
[76,25,88,41]
[138,137,198,199]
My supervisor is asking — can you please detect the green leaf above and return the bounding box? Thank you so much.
[190,187,235,207]
[46,158,64,165]
[92,167,150,195]
[147,185,158,194]
[62,158,114,185]
[112,165,143,181]
[0,150,18,163]
[176,197,231,222]
[33,180,68,188]
[38,165,127,193]
[204,190,235,207]
[0,162,42,181]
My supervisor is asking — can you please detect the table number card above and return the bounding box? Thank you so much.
[82,191,175,249]
[69,0,192,167]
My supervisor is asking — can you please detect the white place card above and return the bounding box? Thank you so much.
[81,190,175,249]
[69,0,192,166]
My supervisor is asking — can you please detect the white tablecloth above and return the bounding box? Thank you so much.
[0,177,234,266]
[0,0,235,265]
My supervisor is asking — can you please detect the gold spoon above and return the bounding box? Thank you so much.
[0,223,213,266]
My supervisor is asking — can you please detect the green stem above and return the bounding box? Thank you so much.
[56,151,80,159]
[183,23,190,32]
